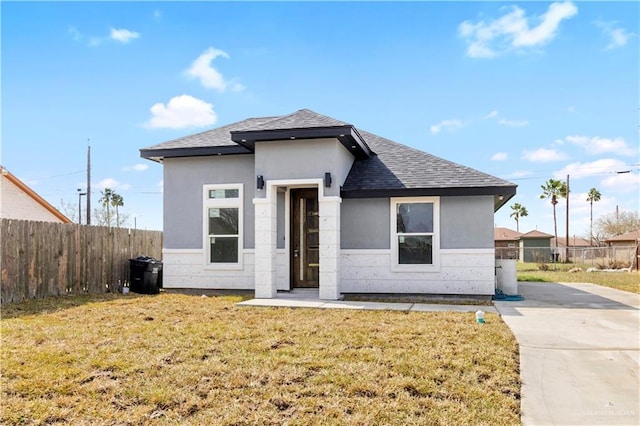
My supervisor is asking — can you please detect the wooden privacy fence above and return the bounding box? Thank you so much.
[1,219,163,304]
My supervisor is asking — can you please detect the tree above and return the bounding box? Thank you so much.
[509,203,528,232]
[58,199,78,223]
[540,179,567,249]
[111,193,124,227]
[592,210,640,244]
[586,188,601,246]
[99,188,115,227]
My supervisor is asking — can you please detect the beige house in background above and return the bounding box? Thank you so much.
[0,166,71,223]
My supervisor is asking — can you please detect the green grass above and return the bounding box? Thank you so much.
[1,293,521,425]
[517,262,640,294]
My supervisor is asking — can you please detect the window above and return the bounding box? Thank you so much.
[203,184,242,267]
[391,197,439,270]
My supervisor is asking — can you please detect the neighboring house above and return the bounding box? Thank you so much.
[494,227,522,259]
[518,230,554,263]
[605,231,640,270]
[140,109,516,299]
[0,166,71,223]
[605,230,640,248]
[552,236,593,248]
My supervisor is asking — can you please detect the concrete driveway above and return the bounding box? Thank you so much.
[494,281,640,425]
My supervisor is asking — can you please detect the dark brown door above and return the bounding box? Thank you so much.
[291,188,319,288]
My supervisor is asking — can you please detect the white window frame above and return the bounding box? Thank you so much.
[390,196,440,272]
[203,184,243,270]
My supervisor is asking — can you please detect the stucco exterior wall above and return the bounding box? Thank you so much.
[254,138,354,198]
[340,195,494,250]
[163,155,256,249]
[0,175,66,223]
[341,198,390,249]
[440,196,494,249]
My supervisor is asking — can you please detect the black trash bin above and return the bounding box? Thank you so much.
[129,256,163,294]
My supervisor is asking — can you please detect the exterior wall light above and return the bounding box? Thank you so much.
[257,175,264,190]
[324,172,332,188]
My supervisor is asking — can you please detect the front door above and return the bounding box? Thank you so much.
[291,188,319,288]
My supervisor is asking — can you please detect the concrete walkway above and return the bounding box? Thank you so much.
[237,292,496,313]
[494,282,640,426]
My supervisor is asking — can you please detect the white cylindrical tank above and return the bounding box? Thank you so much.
[496,259,518,295]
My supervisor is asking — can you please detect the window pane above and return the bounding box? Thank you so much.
[210,237,238,263]
[398,235,433,264]
[209,208,238,235]
[397,203,433,233]
[209,189,239,199]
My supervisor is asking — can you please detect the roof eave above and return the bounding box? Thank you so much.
[230,125,373,159]
[140,145,253,162]
[341,185,517,211]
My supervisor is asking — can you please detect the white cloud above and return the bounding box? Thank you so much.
[69,26,139,46]
[430,119,463,134]
[553,158,628,179]
[68,26,82,42]
[505,170,533,179]
[522,148,567,162]
[145,95,217,129]
[110,28,140,43]
[596,21,634,50]
[153,10,162,21]
[186,47,244,92]
[567,105,576,113]
[482,110,528,127]
[157,180,164,193]
[96,178,131,191]
[491,152,508,161]
[483,110,499,120]
[459,1,577,58]
[123,164,149,172]
[600,170,640,193]
[565,135,636,156]
[498,118,529,127]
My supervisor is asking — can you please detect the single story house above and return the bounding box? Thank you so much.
[518,230,554,263]
[494,227,522,260]
[605,230,640,248]
[552,236,593,248]
[141,109,516,299]
[0,165,71,223]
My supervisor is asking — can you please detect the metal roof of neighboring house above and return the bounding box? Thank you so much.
[520,230,554,239]
[605,230,640,243]
[494,227,523,241]
[0,166,72,223]
[140,109,517,210]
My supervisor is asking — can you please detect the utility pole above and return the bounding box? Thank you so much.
[86,142,91,225]
[565,174,570,263]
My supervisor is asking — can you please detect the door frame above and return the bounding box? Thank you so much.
[255,177,341,298]
[289,187,320,289]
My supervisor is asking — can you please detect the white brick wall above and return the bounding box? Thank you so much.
[340,248,495,295]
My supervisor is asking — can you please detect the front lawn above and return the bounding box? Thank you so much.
[517,262,640,294]
[1,293,520,425]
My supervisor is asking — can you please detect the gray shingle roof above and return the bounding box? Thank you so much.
[141,108,516,202]
[143,116,278,150]
[342,130,515,193]
[249,109,351,131]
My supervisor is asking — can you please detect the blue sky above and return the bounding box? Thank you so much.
[2,1,638,236]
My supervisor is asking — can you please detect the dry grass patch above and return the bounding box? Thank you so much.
[2,294,520,425]
[517,262,640,294]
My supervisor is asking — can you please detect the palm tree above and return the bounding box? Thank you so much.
[586,188,601,246]
[540,179,567,250]
[509,203,528,232]
[111,193,124,227]
[99,188,114,227]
